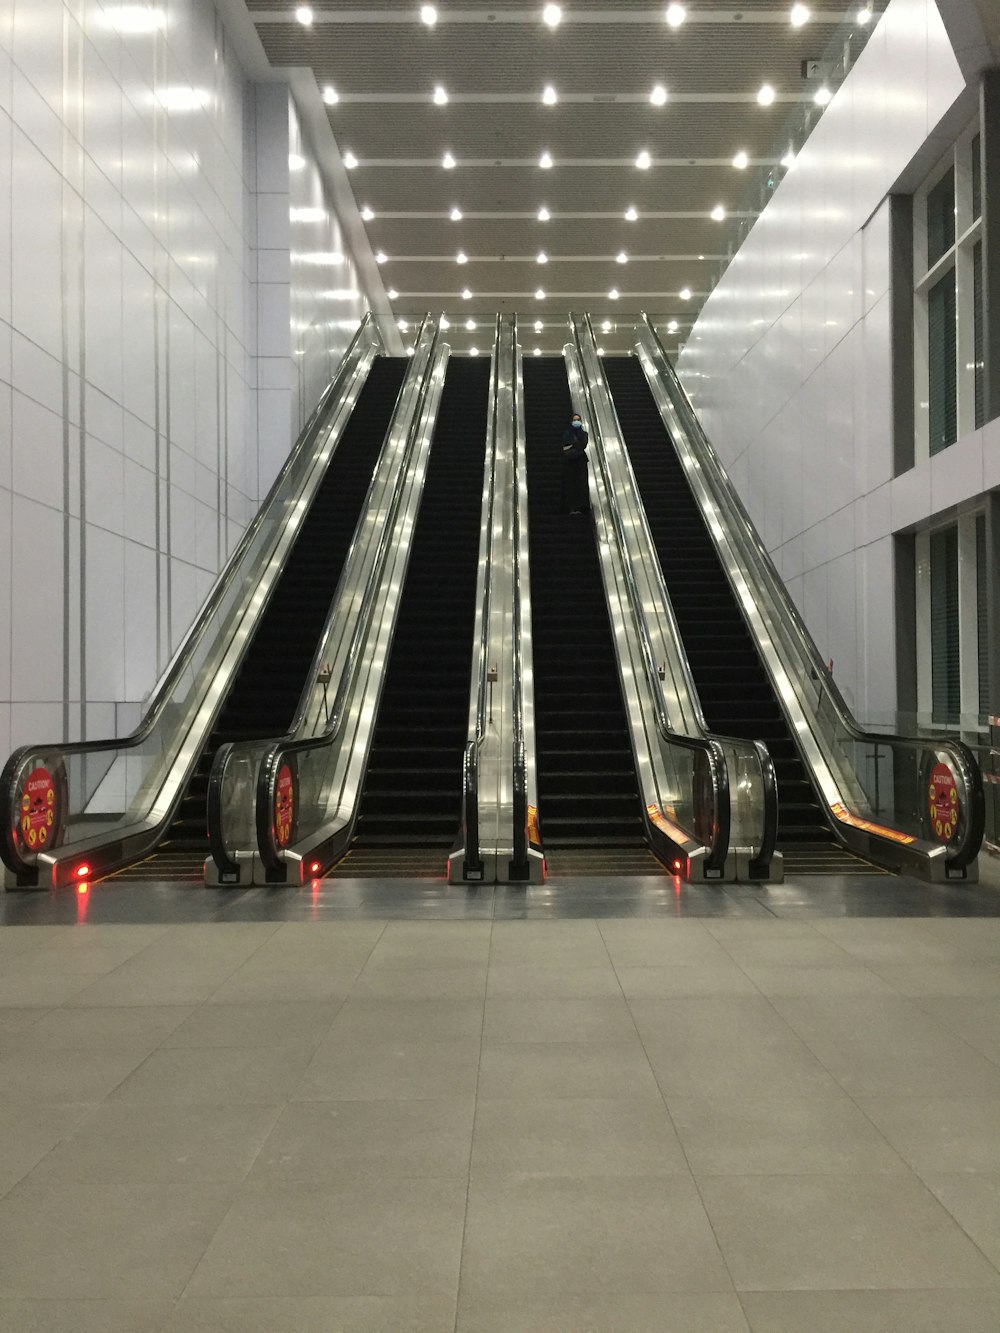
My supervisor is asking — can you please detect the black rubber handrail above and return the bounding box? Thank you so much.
[639,313,985,871]
[509,326,530,877]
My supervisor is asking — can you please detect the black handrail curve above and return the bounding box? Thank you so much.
[639,313,985,871]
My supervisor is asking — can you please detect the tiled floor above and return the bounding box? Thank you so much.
[1,904,1000,1329]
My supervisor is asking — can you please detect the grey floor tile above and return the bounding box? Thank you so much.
[460,1175,732,1297]
[485,964,621,999]
[856,1096,1000,1174]
[65,966,243,1008]
[713,934,854,968]
[0,1104,93,1197]
[904,919,1000,961]
[0,1179,236,1299]
[186,1178,466,1298]
[699,1173,1000,1291]
[364,923,490,971]
[32,1102,282,1185]
[614,963,758,999]
[0,1048,148,1104]
[626,996,803,1047]
[478,1040,659,1100]
[0,1009,49,1038]
[740,964,893,997]
[163,1295,456,1332]
[740,1288,1000,1331]
[873,963,1000,997]
[351,964,487,999]
[922,1172,1000,1267]
[325,997,484,1043]
[109,1045,316,1106]
[470,1096,688,1178]
[0,974,100,1007]
[644,1031,840,1098]
[250,1099,474,1181]
[164,1002,340,1048]
[917,996,1000,1064]
[598,920,732,967]
[1,1005,194,1053]
[489,921,609,967]
[204,966,362,1005]
[0,1299,174,1332]
[667,1094,906,1175]
[294,1038,482,1101]
[483,997,635,1043]
[809,919,969,964]
[457,1291,750,1332]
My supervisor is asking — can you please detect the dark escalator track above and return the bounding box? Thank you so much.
[523,357,657,876]
[113,358,408,881]
[336,356,492,878]
[603,355,882,876]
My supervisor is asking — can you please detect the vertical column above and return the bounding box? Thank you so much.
[980,71,1000,425]
[889,195,915,475]
[985,492,1000,721]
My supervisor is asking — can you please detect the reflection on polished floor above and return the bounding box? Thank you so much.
[0,882,1000,1330]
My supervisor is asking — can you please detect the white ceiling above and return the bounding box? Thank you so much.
[246,1,887,355]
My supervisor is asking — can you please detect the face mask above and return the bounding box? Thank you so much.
[572,420,582,429]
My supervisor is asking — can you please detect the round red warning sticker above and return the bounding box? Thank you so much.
[274,763,295,849]
[18,766,58,854]
[928,761,959,843]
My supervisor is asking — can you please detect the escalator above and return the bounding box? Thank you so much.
[603,354,881,875]
[116,357,408,880]
[335,356,491,876]
[522,357,657,874]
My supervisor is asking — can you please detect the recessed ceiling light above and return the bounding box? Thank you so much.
[469,347,479,356]
[537,251,548,264]
[535,288,546,300]
[157,87,210,112]
[650,84,668,106]
[465,318,475,330]
[679,287,692,299]
[322,85,339,105]
[288,154,306,171]
[343,151,358,169]
[290,207,327,223]
[407,345,415,355]
[100,6,167,33]
[450,205,463,221]
[420,5,437,26]
[360,206,374,220]
[667,319,678,331]
[375,251,388,263]
[624,205,638,221]
[609,288,620,300]
[462,287,472,298]
[542,4,562,28]
[710,204,726,221]
[813,85,832,105]
[295,6,313,25]
[635,150,651,170]
[398,318,409,330]
[665,4,686,27]
[601,320,611,332]
[533,347,542,355]
[857,5,873,23]
[442,151,456,168]
[781,149,796,167]
[542,85,558,105]
[537,206,551,221]
[456,251,468,264]
[732,150,748,169]
[596,346,604,355]
[616,251,628,264]
[534,319,544,331]
[790,3,810,26]
[433,85,448,105]
[539,151,553,169]
[757,83,776,106]
[440,316,450,329]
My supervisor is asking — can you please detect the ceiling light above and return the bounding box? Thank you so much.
[668,319,678,332]
[433,85,448,105]
[679,287,692,300]
[710,204,726,221]
[398,318,409,330]
[636,150,651,170]
[420,5,437,26]
[407,345,415,355]
[156,87,210,112]
[462,287,472,299]
[343,151,358,169]
[387,288,399,300]
[781,149,796,168]
[360,205,374,220]
[469,347,479,356]
[322,85,339,105]
[100,6,167,32]
[375,251,388,263]
[290,207,327,222]
[534,320,543,331]
[650,84,668,106]
[665,4,686,27]
[596,346,604,355]
[288,154,306,171]
[537,251,548,264]
[757,83,776,106]
[456,251,468,264]
[624,205,638,221]
[539,151,553,169]
[295,5,313,25]
[535,288,546,300]
[790,3,810,26]
[542,85,558,105]
[465,319,475,330]
[537,206,551,221]
[609,288,620,300]
[732,150,748,169]
[442,151,456,168]
[857,5,873,23]
[450,205,463,221]
[542,4,562,28]
[533,347,542,356]
[601,320,611,332]
[616,251,628,264]
[813,85,832,105]
[440,316,450,329]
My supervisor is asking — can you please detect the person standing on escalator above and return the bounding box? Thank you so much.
[560,412,590,515]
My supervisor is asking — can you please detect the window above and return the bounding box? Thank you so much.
[913,122,982,460]
[929,527,960,724]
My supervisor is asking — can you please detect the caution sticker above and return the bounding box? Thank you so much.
[274,763,296,849]
[17,766,58,854]
[927,761,959,844]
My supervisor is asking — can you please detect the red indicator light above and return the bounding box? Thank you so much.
[673,860,682,872]
[76,864,91,879]
[77,882,89,895]
[310,862,320,874]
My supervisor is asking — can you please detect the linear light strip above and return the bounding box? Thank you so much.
[371,254,724,262]
[252,8,851,24]
[344,157,778,167]
[366,211,759,219]
[317,92,808,105]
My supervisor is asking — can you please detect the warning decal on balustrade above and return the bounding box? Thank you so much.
[17,766,58,854]
[928,762,959,843]
[274,763,296,849]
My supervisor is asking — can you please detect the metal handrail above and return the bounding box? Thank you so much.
[568,317,732,874]
[253,319,445,873]
[1,315,381,880]
[640,313,985,870]
[509,324,529,876]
